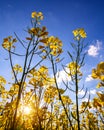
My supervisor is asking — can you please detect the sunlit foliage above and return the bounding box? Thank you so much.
[92,61,104,88]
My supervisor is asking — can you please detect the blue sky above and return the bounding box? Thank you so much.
[0,0,104,100]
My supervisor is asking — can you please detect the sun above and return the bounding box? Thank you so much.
[24,106,31,115]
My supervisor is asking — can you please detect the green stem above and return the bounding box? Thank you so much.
[51,55,74,130]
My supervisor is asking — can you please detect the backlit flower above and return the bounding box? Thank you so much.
[31,11,43,20]
[72,28,87,39]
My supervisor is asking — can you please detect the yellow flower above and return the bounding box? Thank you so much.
[92,69,99,79]
[47,36,63,56]
[31,11,43,20]
[31,12,37,18]
[37,12,43,20]
[92,61,104,88]
[67,62,82,76]
[72,28,87,39]
[96,82,102,88]
[79,29,86,38]
[61,95,72,104]
[2,36,17,50]
[40,36,63,56]
[28,26,48,38]
[13,64,23,73]
[28,27,40,35]
[97,61,104,73]
[92,62,104,80]
[39,66,48,74]
[97,92,104,102]
[0,76,6,85]
[72,30,79,37]
[44,86,57,103]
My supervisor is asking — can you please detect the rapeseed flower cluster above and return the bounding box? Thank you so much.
[72,28,87,40]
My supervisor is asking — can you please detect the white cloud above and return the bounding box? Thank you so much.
[89,107,96,112]
[78,89,96,97]
[90,89,96,95]
[82,98,89,102]
[56,68,71,85]
[88,45,99,56]
[87,89,96,95]
[88,40,102,57]
[78,90,85,95]
[85,75,93,82]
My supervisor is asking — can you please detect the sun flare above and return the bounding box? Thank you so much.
[24,106,31,115]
